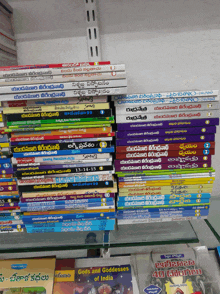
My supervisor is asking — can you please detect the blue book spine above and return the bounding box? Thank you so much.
[117,209,209,219]
[26,223,115,233]
[0,195,20,199]
[117,198,210,207]
[0,163,12,169]
[23,216,114,224]
[0,159,11,164]
[25,219,115,228]
[0,178,17,183]
[118,194,211,202]
[117,205,210,214]
[13,147,115,158]
[0,216,22,221]
[22,211,116,222]
[0,135,8,143]
[19,198,114,207]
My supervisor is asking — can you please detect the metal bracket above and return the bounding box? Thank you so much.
[101,230,110,258]
[84,0,101,61]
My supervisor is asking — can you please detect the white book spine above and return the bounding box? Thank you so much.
[12,152,111,165]
[0,87,127,102]
[0,64,125,79]
[22,170,115,180]
[113,90,219,100]
[116,110,219,123]
[117,215,208,225]
[114,96,220,105]
[0,78,127,94]
[116,101,219,115]
[0,71,126,86]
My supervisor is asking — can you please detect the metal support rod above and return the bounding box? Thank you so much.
[84,0,101,62]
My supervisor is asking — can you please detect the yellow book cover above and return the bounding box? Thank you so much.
[0,257,56,294]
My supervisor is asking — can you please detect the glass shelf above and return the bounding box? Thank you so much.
[0,198,220,254]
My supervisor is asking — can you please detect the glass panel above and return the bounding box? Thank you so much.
[109,221,198,247]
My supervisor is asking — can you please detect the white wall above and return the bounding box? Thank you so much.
[8,0,220,195]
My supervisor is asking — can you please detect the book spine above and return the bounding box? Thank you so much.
[116,110,219,123]
[15,165,114,179]
[113,90,219,99]
[12,141,111,153]
[115,156,211,166]
[20,198,114,207]
[0,87,127,102]
[4,96,108,108]
[116,135,215,146]
[25,219,115,227]
[117,198,210,208]
[117,205,209,214]
[21,184,118,198]
[21,203,115,212]
[12,153,111,164]
[116,101,219,114]
[116,126,216,138]
[117,210,209,219]
[118,193,211,201]
[119,187,213,196]
[0,71,126,86]
[117,118,220,131]
[23,211,116,222]
[114,96,219,104]
[117,216,208,224]
[3,102,110,114]
[116,149,214,159]
[118,177,215,187]
[0,64,125,79]
[115,162,211,172]
[18,174,113,185]
[26,223,115,233]
[7,109,112,122]
[0,61,111,71]
[116,142,215,153]
[18,180,114,192]
[20,193,114,203]
[13,147,115,158]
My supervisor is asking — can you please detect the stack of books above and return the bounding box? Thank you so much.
[0,61,127,233]
[112,90,219,225]
[0,102,24,233]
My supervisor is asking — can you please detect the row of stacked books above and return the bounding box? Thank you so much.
[0,245,220,294]
[112,90,219,225]
[0,61,127,233]
[0,101,24,232]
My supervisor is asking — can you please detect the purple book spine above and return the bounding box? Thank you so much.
[115,155,211,166]
[117,118,220,131]
[115,161,211,172]
[116,126,216,139]
[116,134,215,146]
[0,185,17,192]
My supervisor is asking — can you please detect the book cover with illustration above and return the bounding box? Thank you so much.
[53,263,133,294]
[133,246,220,294]
[0,257,56,294]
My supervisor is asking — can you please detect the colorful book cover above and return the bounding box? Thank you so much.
[53,264,133,294]
[134,246,220,294]
[0,257,56,293]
